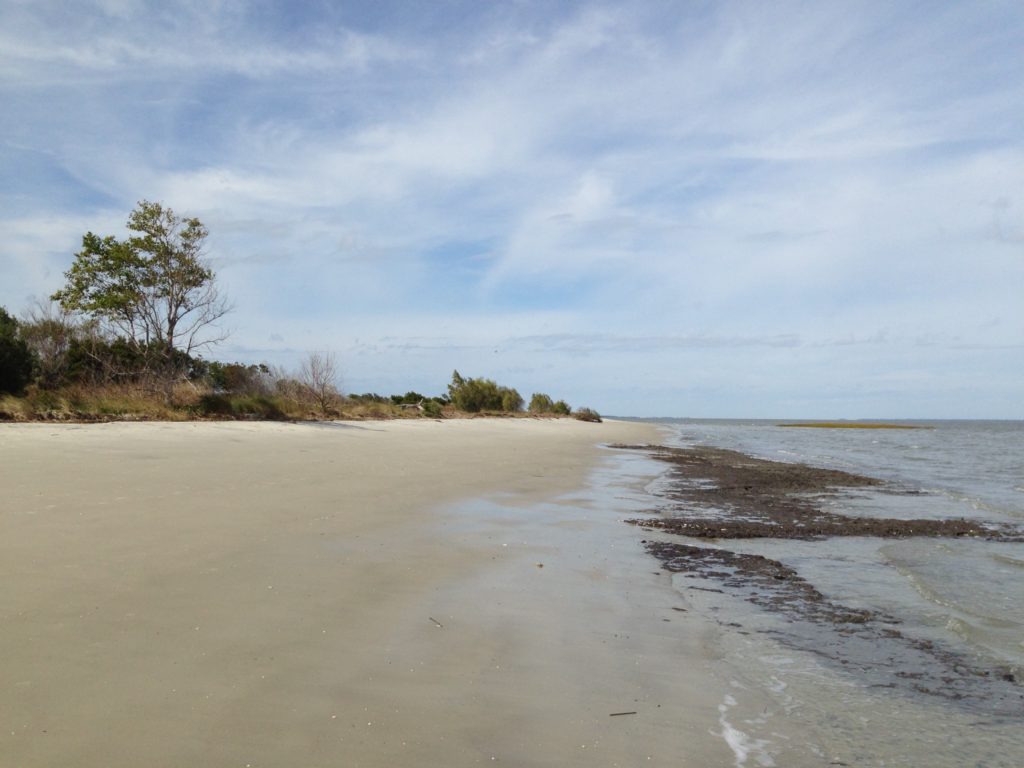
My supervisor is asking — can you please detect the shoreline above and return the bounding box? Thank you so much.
[0,418,735,767]
[627,424,1024,766]
[624,443,1023,713]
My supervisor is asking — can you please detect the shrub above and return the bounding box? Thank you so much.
[574,407,602,423]
[297,351,341,416]
[0,394,25,420]
[500,387,524,412]
[196,393,287,419]
[391,391,427,405]
[529,392,572,415]
[18,300,83,389]
[351,392,389,403]
[529,393,554,413]
[196,393,234,416]
[0,307,36,395]
[448,370,523,413]
[422,399,444,418]
[205,361,273,395]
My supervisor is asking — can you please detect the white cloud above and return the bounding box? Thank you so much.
[0,3,414,84]
[2,1,1022,416]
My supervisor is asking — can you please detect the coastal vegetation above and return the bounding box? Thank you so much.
[0,308,35,395]
[0,202,595,423]
[572,407,603,423]
[528,392,571,415]
[447,370,523,413]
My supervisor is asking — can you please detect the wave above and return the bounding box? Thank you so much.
[993,553,1024,570]
[718,693,776,767]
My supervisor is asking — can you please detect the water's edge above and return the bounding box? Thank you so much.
[615,421,1024,766]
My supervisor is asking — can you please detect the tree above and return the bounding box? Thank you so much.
[298,351,341,416]
[0,307,36,395]
[52,200,230,381]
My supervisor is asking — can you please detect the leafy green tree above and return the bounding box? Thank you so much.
[52,200,230,380]
[551,399,571,416]
[0,307,37,394]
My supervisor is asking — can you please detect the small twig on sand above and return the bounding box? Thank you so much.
[429,617,444,628]
[609,711,637,717]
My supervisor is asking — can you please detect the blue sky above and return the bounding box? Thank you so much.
[2,0,1022,418]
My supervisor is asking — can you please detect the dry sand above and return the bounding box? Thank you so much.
[1,419,732,767]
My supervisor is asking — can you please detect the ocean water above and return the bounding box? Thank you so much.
[633,419,1024,766]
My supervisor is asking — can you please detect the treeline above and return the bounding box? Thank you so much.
[0,311,594,422]
[0,200,600,423]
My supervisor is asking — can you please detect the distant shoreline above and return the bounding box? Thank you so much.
[777,421,932,429]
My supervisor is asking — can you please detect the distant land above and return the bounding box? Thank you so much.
[777,422,932,430]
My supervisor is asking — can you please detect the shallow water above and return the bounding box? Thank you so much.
[630,419,1024,765]
[664,419,1024,523]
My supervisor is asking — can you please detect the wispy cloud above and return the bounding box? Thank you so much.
[1,1,1022,416]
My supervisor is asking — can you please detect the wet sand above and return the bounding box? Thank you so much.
[0,419,733,767]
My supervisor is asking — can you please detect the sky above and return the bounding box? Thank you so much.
[1,0,1022,418]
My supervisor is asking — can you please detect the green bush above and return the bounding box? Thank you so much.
[390,391,427,405]
[552,399,571,416]
[204,361,272,394]
[528,393,554,413]
[500,387,524,412]
[351,392,389,403]
[448,370,523,413]
[574,407,602,423]
[529,392,572,415]
[196,393,234,415]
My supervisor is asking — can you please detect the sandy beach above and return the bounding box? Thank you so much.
[0,419,732,767]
